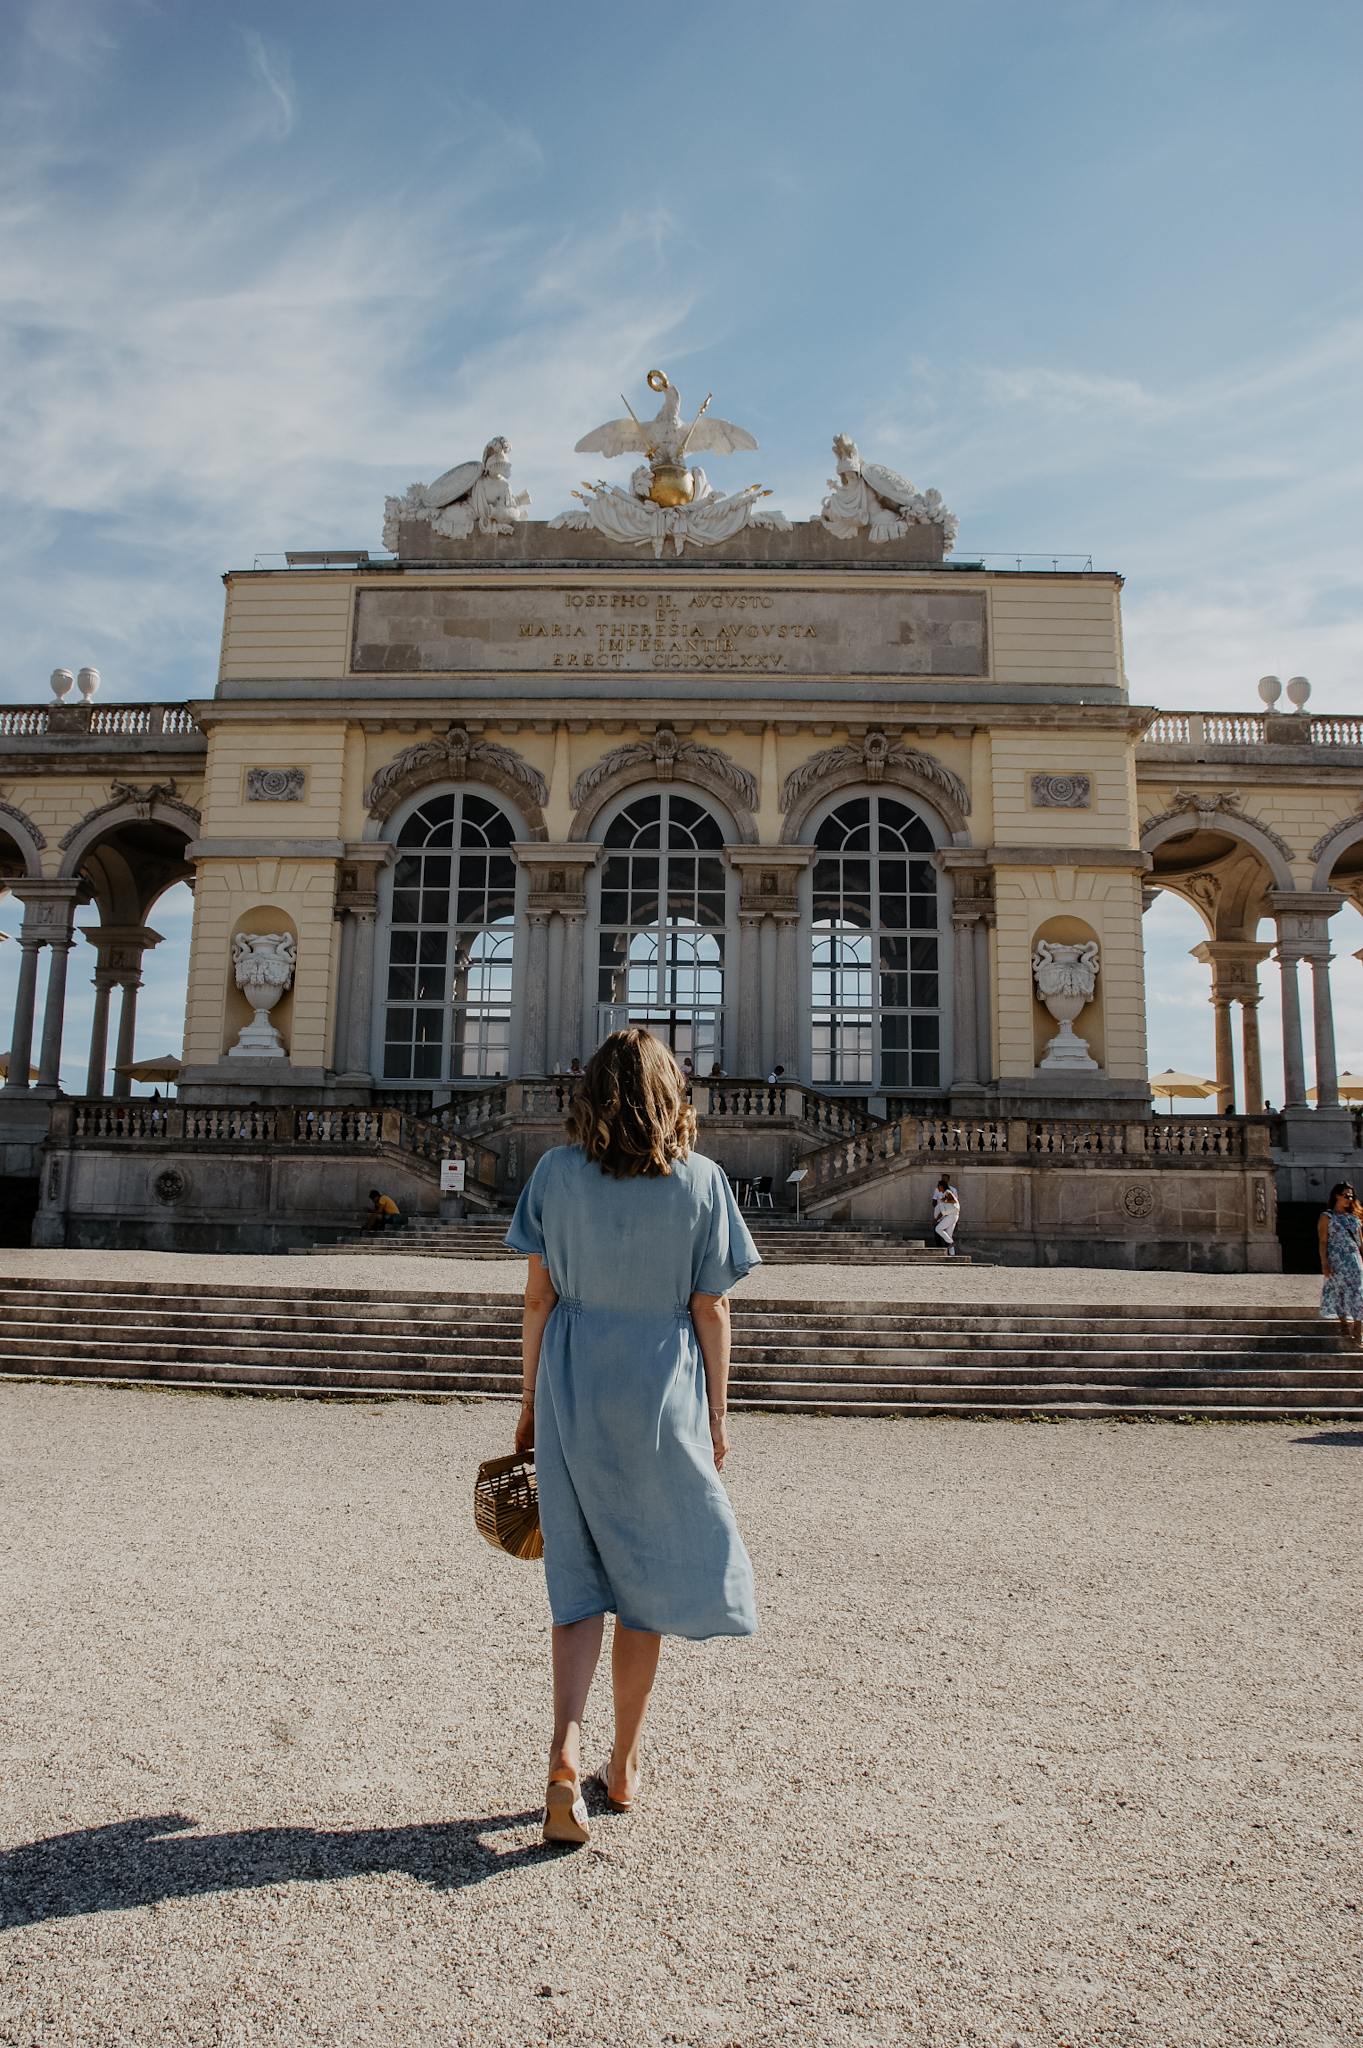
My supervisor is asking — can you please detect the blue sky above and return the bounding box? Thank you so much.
[0,0,1359,1091]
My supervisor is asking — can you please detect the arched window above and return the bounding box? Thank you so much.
[810,794,941,1090]
[382,791,516,1080]
[596,793,727,1069]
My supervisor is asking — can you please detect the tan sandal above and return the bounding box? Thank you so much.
[543,1777,590,1845]
[603,1757,639,1814]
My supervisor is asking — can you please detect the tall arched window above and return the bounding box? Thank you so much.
[596,793,727,1068]
[810,794,941,1090]
[382,791,516,1081]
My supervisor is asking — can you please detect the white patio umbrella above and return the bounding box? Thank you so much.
[1307,1072,1363,1103]
[112,1054,184,1087]
[1149,1068,1218,1109]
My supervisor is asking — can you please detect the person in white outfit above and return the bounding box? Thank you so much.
[933,1176,960,1256]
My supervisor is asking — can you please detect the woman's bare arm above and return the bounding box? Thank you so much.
[1319,1211,1332,1277]
[515,1253,559,1454]
[689,1291,732,1470]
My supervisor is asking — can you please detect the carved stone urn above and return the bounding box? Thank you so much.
[229,932,296,1058]
[1032,940,1100,1071]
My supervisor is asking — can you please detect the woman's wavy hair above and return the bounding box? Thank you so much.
[565,1028,697,1178]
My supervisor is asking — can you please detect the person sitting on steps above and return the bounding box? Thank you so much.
[363,1189,401,1234]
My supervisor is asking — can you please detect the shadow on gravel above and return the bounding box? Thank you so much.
[1292,1429,1363,1446]
[0,1807,590,1926]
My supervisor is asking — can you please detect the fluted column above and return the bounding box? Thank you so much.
[345,911,378,1079]
[521,912,551,1076]
[1308,949,1340,1109]
[774,914,800,1076]
[737,914,763,1075]
[86,971,117,1097]
[950,909,980,1089]
[3,939,42,1095]
[558,913,586,1070]
[109,972,141,1100]
[1240,998,1264,1114]
[1211,996,1237,1115]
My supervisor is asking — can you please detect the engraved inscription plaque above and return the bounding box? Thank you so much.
[351,586,988,679]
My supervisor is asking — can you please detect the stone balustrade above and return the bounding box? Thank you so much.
[1140,711,1363,750]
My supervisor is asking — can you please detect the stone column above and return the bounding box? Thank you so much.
[950,909,980,1089]
[1275,949,1308,1110]
[76,925,163,1101]
[973,917,993,1085]
[774,915,801,1076]
[1308,950,1340,1109]
[85,971,117,1098]
[559,913,586,1070]
[521,912,551,1077]
[109,972,141,1100]
[345,911,378,1079]
[737,914,763,1075]
[3,939,43,1094]
[1240,997,1264,1115]
[1268,894,1347,1117]
[1210,996,1237,1115]
[34,932,78,1100]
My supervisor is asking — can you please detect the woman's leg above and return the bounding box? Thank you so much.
[607,1621,661,1804]
[549,1615,605,1785]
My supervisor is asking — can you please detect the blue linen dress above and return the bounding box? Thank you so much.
[1320,1209,1363,1323]
[504,1145,760,1640]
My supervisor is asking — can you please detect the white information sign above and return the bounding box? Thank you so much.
[440,1158,466,1194]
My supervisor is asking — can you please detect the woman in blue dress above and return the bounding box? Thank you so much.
[1319,1181,1363,1350]
[503,1028,760,1846]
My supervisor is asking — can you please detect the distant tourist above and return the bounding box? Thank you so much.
[766,1064,785,1085]
[709,1061,724,1078]
[505,1027,759,1845]
[1319,1182,1362,1350]
[681,1055,695,1079]
[363,1189,400,1233]
[933,1176,960,1256]
[569,1057,582,1077]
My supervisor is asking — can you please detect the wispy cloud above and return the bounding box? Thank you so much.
[242,30,295,140]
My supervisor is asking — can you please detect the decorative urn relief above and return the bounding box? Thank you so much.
[1032,939,1101,1071]
[229,932,296,1058]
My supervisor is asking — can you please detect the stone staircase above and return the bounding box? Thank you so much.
[308,1221,957,1265]
[0,1277,1356,1418]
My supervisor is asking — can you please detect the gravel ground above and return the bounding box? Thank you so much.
[0,1246,1324,1309]
[1,1385,1358,2046]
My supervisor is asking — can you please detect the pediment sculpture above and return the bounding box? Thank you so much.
[383,437,530,550]
[819,437,959,550]
[549,372,790,559]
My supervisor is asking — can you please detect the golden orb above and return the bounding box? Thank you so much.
[646,369,669,393]
[648,462,695,508]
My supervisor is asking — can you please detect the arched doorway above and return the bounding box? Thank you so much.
[807,793,944,1092]
[378,787,520,1084]
[592,791,733,1071]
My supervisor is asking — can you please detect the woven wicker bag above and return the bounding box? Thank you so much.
[474,1453,544,1561]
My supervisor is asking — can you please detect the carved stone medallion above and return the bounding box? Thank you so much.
[1031,773,1091,809]
[246,768,305,802]
[153,1167,187,1205]
[1121,1184,1155,1219]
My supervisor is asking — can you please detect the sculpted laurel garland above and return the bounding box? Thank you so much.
[366,729,549,818]
[571,730,758,812]
[780,736,971,816]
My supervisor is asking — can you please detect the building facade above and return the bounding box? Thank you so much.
[2,417,1359,1264]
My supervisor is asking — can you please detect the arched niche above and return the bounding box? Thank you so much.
[1031,913,1105,1070]
[224,906,298,1058]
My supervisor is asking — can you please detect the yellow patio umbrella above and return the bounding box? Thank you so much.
[1149,1068,1218,1109]
[0,1053,40,1080]
[1307,1072,1363,1103]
